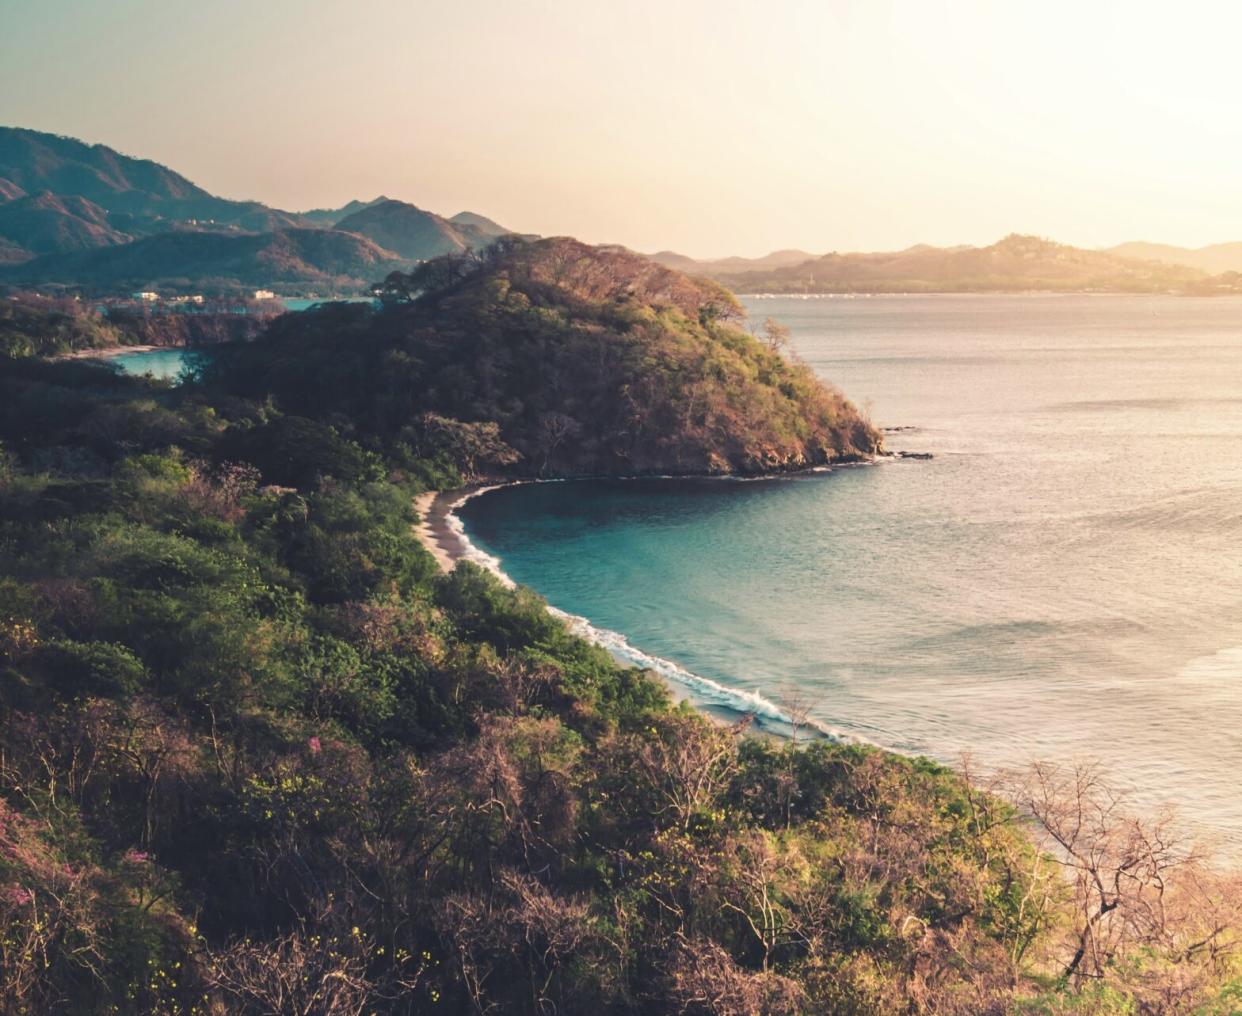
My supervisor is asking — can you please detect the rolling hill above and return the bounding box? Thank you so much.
[1108,240,1242,276]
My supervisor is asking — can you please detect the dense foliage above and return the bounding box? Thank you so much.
[0,294,124,357]
[206,238,881,477]
[0,294,278,358]
[0,251,1238,1013]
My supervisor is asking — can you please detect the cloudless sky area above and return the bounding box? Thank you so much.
[3,0,1242,257]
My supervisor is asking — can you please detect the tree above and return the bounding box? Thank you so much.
[411,412,520,479]
[1009,761,1242,1003]
[536,411,580,475]
[761,317,791,354]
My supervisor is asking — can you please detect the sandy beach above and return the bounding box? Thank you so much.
[412,489,472,572]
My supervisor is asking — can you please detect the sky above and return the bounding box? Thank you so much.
[3,0,1242,258]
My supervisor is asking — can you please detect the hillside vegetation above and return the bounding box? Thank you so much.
[208,237,880,476]
[1,250,1239,1013]
[0,293,281,357]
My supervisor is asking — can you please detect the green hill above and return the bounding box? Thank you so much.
[210,236,881,475]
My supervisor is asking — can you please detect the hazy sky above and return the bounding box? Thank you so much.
[3,0,1242,257]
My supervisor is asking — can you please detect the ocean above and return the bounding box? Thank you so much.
[455,294,1242,848]
[110,347,199,380]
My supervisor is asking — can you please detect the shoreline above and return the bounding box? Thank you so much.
[413,488,487,573]
[410,460,895,575]
[411,475,880,740]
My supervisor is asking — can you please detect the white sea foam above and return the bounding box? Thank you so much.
[444,485,518,586]
[1178,646,1242,684]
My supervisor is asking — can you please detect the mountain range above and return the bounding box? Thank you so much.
[4,126,1242,296]
[656,235,1242,294]
[0,127,518,293]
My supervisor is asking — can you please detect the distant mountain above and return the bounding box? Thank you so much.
[703,234,1212,293]
[300,196,389,227]
[0,192,130,257]
[648,250,701,272]
[449,210,512,238]
[0,127,309,232]
[1108,241,1242,276]
[334,199,494,260]
[0,227,407,293]
[0,128,525,292]
[650,248,818,275]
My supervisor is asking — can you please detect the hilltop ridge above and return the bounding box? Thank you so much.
[0,128,516,292]
[663,233,1229,293]
[208,235,882,476]
[333,198,498,261]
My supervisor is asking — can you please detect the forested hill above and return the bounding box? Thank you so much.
[207,236,881,476]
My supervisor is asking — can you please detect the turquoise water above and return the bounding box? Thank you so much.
[281,297,379,312]
[457,294,1242,846]
[110,347,200,380]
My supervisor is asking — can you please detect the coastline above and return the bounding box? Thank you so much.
[413,488,489,573]
[412,477,874,740]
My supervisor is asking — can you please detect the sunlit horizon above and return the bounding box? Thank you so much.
[4,0,1242,258]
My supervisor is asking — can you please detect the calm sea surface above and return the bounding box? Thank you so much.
[457,295,1242,848]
